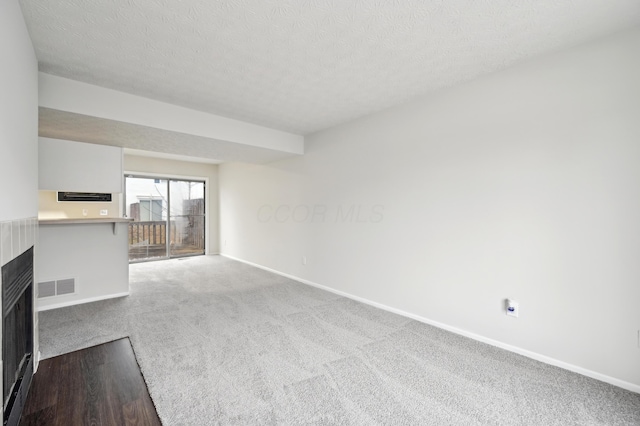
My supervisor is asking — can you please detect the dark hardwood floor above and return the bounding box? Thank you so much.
[20,338,161,426]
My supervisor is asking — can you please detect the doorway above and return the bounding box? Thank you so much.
[125,175,206,262]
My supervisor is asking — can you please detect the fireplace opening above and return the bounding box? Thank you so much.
[2,246,34,426]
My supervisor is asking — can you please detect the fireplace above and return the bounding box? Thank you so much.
[2,246,34,426]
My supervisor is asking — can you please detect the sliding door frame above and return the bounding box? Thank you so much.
[124,171,210,260]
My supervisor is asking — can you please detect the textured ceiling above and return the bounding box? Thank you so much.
[21,0,640,135]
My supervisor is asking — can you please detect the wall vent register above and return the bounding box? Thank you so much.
[38,278,76,298]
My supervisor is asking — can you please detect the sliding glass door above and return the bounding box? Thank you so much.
[125,176,205,262]
[169,180,205,257]
[126,177,169,261]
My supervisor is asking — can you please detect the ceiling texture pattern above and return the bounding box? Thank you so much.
[20,0,640,136]
[21,0,640,158]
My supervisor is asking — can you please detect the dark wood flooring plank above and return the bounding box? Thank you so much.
[19,362,58,416]
[108,339,144,404]
[123,398,159,426]
[19,338,161,426]
[56,349,87,425]
[19,405,57,426]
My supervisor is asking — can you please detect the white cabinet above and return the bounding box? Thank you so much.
[38,137,123,193]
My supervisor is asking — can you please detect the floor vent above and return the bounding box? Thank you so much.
[38,278,76,298]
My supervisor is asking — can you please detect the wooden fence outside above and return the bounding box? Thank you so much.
[129,221,168,247]
[128,219,205,250]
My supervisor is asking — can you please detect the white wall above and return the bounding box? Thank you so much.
[39,137,123,194]
[0,1,38,222]
[220,28,640,390]
[38,191,121,220]
[38,222,129,310]
[0,0,39,405]
[124,155,220,254]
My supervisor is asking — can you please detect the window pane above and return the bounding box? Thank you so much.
[126,177,168,261]
[169,180,205,257]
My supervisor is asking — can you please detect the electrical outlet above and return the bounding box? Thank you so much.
[99,209,108,216]
[637,330,640,349]
[82,209,88,216]
[302,256,307,265]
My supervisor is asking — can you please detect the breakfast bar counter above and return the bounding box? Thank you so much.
[37,218,132,310]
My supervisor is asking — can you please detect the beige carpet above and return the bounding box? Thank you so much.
[38,255,640,425]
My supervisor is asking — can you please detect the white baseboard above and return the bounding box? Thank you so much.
[36,292,130,312]
[220,252,640,394]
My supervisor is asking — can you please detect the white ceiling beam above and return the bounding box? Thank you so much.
[38,72,304,155]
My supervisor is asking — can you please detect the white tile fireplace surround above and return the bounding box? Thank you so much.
[1,218,37,267]
[0,217,39,422]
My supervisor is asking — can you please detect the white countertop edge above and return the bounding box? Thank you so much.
[39,217,134,225]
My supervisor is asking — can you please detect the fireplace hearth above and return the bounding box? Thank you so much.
[2,246,34,426]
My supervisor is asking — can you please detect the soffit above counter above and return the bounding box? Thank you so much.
[38,73,304,165]
[39,108,299,164]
